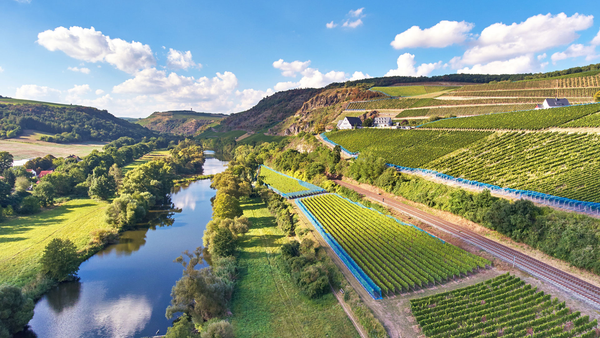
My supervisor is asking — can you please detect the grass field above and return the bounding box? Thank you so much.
[122,149,170,172]
[0,129,106,161]
[370,86,456,97]
[230,198,360,338]
[0,97,72,107]
[326,129,491,168]
[0,199,111,287]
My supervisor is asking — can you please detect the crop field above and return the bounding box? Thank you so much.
[424,104,600,130]
[396,104,537,118]
[122,149,170,173]
[454,75,600,92]
[326,129,491,168]
[301,194,489,295]
[347,97,542,111]
[370,85,456,97]
[411,273,598,338]
[260,166,310,193]
[446,88,600,99]
[427,131,600,203]
[562,112,600,127]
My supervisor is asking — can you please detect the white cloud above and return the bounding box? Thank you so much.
[235,88,275,111]
[166,48,200,70]
[349,8,364,17]
[274,81,298,91]
[14,0,31,3]
[457,55,538,74]
[342,19,363,29]
[0,66,3,73]
[65,84,91,102]
[15,84,62,102]
[591,29,600,45]
[385,53,443,77]
[297,68,347,88]
[551,44,598,63]
[37,26,155,74]
[455,13,593,67]
[391,21,474,49]
[537,53,547,61]
[326,21,337,29]
[68,66,91,74]
[350,71,371,81]
[95,89,105,95]
[273,59,311,77]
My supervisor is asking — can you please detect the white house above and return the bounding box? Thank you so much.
[536,98,570,109]
[374,116,393,127]
[337,117,362,130]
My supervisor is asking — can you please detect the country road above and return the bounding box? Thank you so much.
[332,179,600,310]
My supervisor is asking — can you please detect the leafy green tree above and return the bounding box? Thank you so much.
[0,152,13,173]
[0,181,11,206]
[209,227,236,258]
[33,181,56,207]
[17,196,41,215]
[108,163,123,190]
[363,118,373,127]
[332,145,341,164]
[2,169,16,188]
[212,193,242,219]
[165,315,200,338]
[0,285,34,338]
[14,176,31,192]
[40,238,79,282]
[89,175,116,200]
[105,192,154,229]
[201,320,234,338]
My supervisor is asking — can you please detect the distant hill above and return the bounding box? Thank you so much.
[136,110,227,135]
[0,97,156,142]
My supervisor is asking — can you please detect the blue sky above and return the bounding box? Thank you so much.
[0,0,599,117]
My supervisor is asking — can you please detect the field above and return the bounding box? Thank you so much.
[370,86,456,97]
[259,166,325,198]
[453,75,600,91]
[230,198,360,338]
[446,88,600,99]
[0,97,72,107]
[300,194,489,295]
[424,104,600,130]
[562,112,600,127]
[427,132,600,203]
[0,199,111,287]
[122,149,170,172]
[347,98,541,111]
[0,129,106,161]
[411,273,598,338]
[136,111,226,127]
[326,129,491,168]
[396,104,537,118]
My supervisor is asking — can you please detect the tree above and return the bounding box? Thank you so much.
[363,118,373,127]
[201,321,234,338]
[212,193,242,219]
[332,145,341,164]
[0,285,34,338]
[14,176,30,192]
[17,196,40,215]
[40,238,80,282]
[0,152,13,173]
[209,227,236,258]
[595,90,600,102]
[89,175,116,200]
[2,169,16,188]
[108,163,123,190]
[33,181,56,207]
[165,315,200,338]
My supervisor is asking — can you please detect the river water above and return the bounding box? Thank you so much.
[24,154,228,338]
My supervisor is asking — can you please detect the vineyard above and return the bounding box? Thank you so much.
[259,165,325,198]
[446,88,600,99]
[427,132,600,203]
[453,75,600,92]
[326,129,491,168]
[396,104,537,118]
[562,112,600,128]
[346,97,541,111]
[423,104,600,130]
[411,273,598,338]
[370,85,456,97]
[299,194,489,295]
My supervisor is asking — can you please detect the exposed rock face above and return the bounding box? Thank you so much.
[297,87,383,115]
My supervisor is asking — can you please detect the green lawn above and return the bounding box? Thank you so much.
[0,199,111,287]
[230,198,359,338]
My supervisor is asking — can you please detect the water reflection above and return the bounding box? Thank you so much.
[46,280,81,315]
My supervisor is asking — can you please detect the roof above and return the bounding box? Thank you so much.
[38,170,54,178]
[345,117,362,126]
[544,98,570,107]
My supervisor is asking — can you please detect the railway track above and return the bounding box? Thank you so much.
[333,179,600,309]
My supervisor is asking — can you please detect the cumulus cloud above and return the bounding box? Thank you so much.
[343,19,363,29]
[592,29,600,45]
[15,84,62,102]
[328,7,365,30]
[551,44,598,63]
[457,55,538,74]
[350,71,371,81]
[349,8,364,17]
[166,48,199,70]
[274,81,298,92]
[37,26,155,74]
[235,88,275,111]
[297,68,347,88]
[385,53,443,77]
[68,66,91,74]
[456,13,593,67]
[95,89,105,95]
[0,66,3,73]
[326,21,337,29]
[391,21,474,49]
[273,59,311,77]
[537,53,547,61]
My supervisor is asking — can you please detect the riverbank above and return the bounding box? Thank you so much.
[230,197,360,338]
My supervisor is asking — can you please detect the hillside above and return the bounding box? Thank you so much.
[136,110,226,135]
[0,97,156,142]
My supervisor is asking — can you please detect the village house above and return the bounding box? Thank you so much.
[374,116,393,127]
[337,117,362,130]
[535,98,570,109]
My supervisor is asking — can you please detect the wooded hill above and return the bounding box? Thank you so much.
[0,98,156,142]
[135,110,227,135]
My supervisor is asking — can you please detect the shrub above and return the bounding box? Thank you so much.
[0,285,34,337]
[39,238,79,282]
[17,196,41,215]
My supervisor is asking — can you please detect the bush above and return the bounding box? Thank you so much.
[165,314,199,338]
[39,238,80,282]
[17,196,41,215]
[201,320,234,338]
[0,285,34,337]
[33,181,55,207]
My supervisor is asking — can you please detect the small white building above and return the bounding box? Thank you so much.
[536,98,570,109]
[374,116,393,127]
[337,117,362,130]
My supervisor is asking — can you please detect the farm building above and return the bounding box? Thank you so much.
[337,117,362,130]
[374,116,393,127]
[536,98,570,109]
[38,170,54,179]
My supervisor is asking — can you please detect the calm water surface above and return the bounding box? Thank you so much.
[25,155,227,338]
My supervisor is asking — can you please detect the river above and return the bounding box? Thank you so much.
[24,154,228,338]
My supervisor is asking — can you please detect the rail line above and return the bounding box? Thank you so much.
[333,179,600,309]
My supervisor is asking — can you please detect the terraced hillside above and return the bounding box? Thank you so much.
[136,110,226,135]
